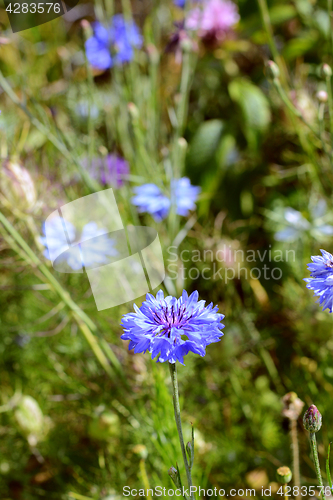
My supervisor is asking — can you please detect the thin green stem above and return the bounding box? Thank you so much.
[326,75,333,153]
[290,419,301,500]
[310,432,326,500]
[257,0,288,86]
[169,362,195,500]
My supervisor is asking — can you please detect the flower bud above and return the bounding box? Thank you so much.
[168,466,182,489]
[186,441,194,466]
[317,90,328,103]
[321,63,332,79]
[127,102,139,121]
[265,60,280,81]
[1,160,36,212]
[14,395,44,446]
[303,404,322,433]
[81,19,93,39]
[276,466,292,484]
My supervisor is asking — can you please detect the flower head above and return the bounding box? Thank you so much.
[172,177,201,216]
[85,15,142,70]
[121,289,225,364]
[273,201,333,242]
[305,249,333,312]
[132,177,200,222]
[186,0,239,41]
[132,184,171,222]
[303,404,322,433]
[40,217,117,271]
[87,154,129,187]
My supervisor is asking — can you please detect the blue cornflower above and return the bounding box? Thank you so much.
[269,201,333,242]
[121,289,225,364]
[85,15,142,70]
[40,218,117,271]
[171,177,201,216]
[305,249,333,312]
[132,184,171,222]
[132,177,201,222]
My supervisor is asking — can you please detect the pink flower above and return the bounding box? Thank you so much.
[186,0,239,40]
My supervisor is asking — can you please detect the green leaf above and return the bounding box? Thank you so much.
[228,78,270,148]
[186,119,224,178]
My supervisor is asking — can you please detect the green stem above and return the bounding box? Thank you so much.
[169,362,195,500]
[310,432,326,500]
[291,419,301,500]
[257,0,288,86]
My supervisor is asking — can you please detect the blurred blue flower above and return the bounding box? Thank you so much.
[172,177,201,216]
[274,201,333,242]
[305,249,333,312]
[132,184,171,222]
[40,218,117,271]
[132,177,200,222]
[85,15,143,70]
[121,289,225,364]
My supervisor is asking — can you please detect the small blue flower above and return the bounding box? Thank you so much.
[121,289,225,364]
[305,249,333,312]
[132,177,200,222]
[132,184,171,222]
[171,177,201,216]
[85,15,142,70]
[273,201,333,242]
[40,218,117,271]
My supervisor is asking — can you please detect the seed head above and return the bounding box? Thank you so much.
[276,466,292,484]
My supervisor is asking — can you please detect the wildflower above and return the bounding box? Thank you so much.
[303,405,322,433]
[87,154,129,187]
[186,0,239,42]
[121,289,225,364]
[132,184,171,222]
[85,15,142,70]
[273,201,333,242]
[172,177,201,216]
[305,249,333,312]
[40,217,117,271]
[132,177,200,222]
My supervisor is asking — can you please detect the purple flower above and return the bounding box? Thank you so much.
[186,0,239,40]
[85,15,142,70]
[132,177,201,222]
[121,289,225,364]
[88,154,129,187]
[305,249,333,312]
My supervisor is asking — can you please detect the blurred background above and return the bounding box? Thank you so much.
[1,0,333,498]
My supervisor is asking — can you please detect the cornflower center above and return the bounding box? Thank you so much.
[151,304,192,338]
